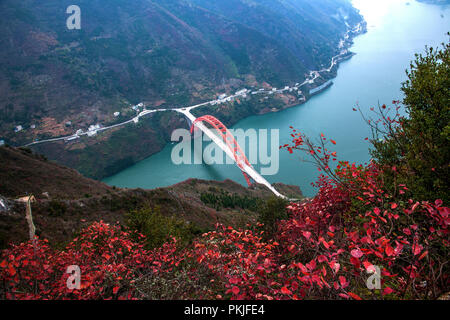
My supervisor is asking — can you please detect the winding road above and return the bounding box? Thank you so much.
[22,23,363,149]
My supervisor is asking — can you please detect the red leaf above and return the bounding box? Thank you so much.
[418,250,428,260]
[383,287,394,295]
[330,139,337,145]
[113,286,119,295]
[350,256,361,269]
[363,260,373,271]
[7,264,16,276]
[385,244,395,256]
[412,243,422,256]
[329,261,340,274]
[281,286,292,295]
[351,248,364,259]
[231,286,240,295]
[339,293,350,299]
[229,277,239,285]
[339,276,348,289]
[320,237,330,249]
[347,292,362,300]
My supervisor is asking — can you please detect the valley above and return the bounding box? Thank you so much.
[0,0,364,179]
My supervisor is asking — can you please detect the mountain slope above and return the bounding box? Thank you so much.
[0,0,363,178]
[0,146,303,248]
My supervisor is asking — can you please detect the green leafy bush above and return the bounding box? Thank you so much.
[200,191,261,211]
[257,196,289,237]
[370,39,449,204]
[125,206,202,250]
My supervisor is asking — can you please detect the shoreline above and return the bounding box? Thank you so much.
[14,18,367,182]
[257,50,360,116]
[102,21,367,183]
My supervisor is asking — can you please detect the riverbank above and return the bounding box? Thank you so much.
[254,37,363,116]
[26,19,367,181]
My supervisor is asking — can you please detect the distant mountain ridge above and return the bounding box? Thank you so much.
[416,0,450,4]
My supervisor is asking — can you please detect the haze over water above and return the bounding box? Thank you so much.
[104,0,450,197]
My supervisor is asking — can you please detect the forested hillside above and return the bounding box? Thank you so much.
[0,0,363,178]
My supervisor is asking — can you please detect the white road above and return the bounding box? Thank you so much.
[22,24,362,149]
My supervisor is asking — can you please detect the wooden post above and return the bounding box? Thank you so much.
[16,195,37,248]
[25,195,36,247]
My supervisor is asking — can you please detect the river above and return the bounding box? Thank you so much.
[103,0,449,197]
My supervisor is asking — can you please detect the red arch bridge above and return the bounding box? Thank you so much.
[177,109,287,199]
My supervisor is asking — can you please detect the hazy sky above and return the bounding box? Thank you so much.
[352,0,405,26]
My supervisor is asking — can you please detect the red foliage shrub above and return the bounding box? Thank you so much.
[1,125,448,300]
[0,222,183,299]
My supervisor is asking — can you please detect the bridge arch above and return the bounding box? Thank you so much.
[190,115,253,186]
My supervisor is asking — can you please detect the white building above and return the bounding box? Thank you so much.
[14,125,23,133]
[30,124,36,129]
[114,112,120,117]
[87,124,101,136]
[76,129,84,135]
[0,140,5,146]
